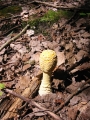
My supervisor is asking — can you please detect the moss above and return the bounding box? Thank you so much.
[26,10,72,28]
[40,10,60,23]
[28,18,40,27]
[22,10,73,34]
[40,10,73,23]
[0,5,22,17]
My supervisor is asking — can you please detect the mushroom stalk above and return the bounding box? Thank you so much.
[39,72,52,95]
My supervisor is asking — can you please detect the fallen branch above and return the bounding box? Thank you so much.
[2,71,42,119]
[2,88,61,120]
[34,0,89,10]
[54,79,90,113]
[0,24,29,51]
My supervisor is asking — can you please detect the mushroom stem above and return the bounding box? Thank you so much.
[39,72,52,95]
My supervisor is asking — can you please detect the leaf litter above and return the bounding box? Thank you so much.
[0,1,90,120]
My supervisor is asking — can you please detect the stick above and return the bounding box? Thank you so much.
[34,0,88,10]
[54,79,90,113]
[0,24,29,51]
[3,88,61,120]
[2,72,42,119]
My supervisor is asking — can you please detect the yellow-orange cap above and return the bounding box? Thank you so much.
[39,50,57,73]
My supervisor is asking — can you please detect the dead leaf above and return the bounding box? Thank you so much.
[76,18,86,27]
[56,51,65,66]
[22,52,32,62]
[23,64,31,71]
[33,108,47,116]
[71,62,90,73]
[31,52,40,62]
[75,50,88,62]
[15,72,31,90]
[70,96,81,106]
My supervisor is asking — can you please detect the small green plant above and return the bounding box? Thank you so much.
[79,12,90,17]
[0,83,5,96]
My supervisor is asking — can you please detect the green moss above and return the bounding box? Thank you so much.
[0,5,22,17]
[40,10,73,23]
[40,10,59,22]
[22,10,73,34]
[28,18,40,27]
[26,10,73,28]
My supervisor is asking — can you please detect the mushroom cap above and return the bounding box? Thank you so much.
[39,50,57,73]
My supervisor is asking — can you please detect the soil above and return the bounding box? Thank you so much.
[0,0,90,120]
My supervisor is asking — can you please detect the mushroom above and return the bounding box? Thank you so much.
[39,49,57,96]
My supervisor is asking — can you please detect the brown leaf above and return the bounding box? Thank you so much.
[33,108,47,117]
[15,72,31,90]
[22,52,32,62]
[75,50,88,62]
[56,51,65,66]
[23,64,31,71]
[71,62,90,73]
[70,96,81,106]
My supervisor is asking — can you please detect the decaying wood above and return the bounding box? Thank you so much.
[2,76,61,120]
[2,72,42,120]
[0,24,29,51]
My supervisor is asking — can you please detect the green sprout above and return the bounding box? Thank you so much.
[0,83,5,96]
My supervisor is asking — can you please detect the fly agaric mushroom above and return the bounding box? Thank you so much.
[39,49,57,96]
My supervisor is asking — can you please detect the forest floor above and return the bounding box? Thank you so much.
[0,0,90,120]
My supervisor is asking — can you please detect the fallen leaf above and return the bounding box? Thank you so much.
[70,96,81,106]
[23,64,31,71]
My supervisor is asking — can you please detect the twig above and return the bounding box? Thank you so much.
[0,24,29,51]
[54,79,90,113]
[0,80,13,82]
[34,0,88,10]
[3,88,61,120]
